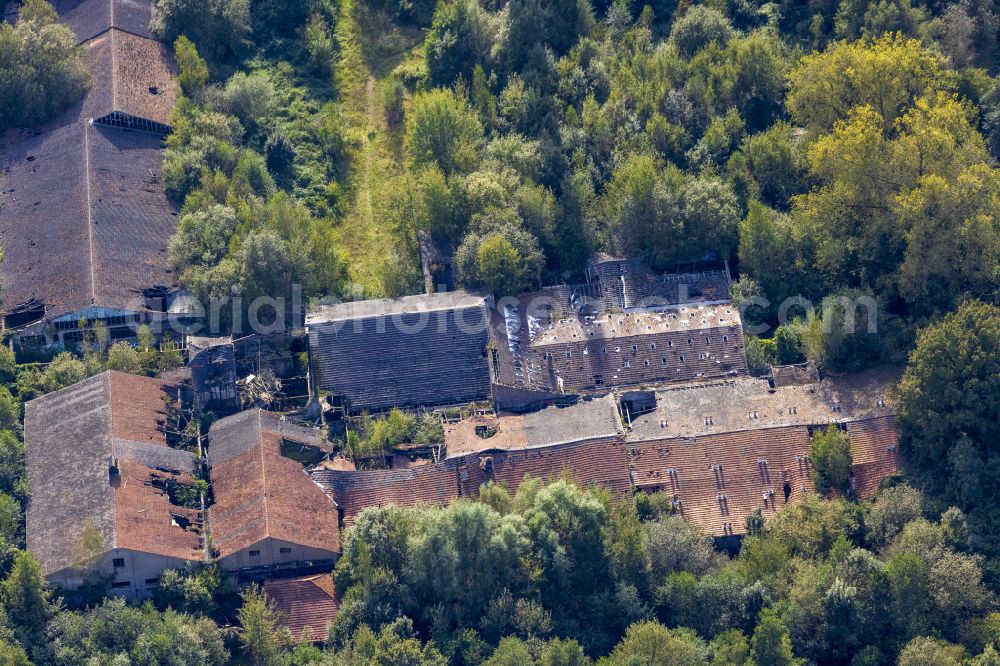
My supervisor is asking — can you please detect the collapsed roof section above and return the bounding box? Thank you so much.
[625,368,900,441]
[585,255,732,311]
[490,296,747,393]
[312,435,633,527]
[444,393,624,458]
[627,416,902,537]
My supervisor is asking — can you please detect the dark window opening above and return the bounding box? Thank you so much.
[145,578,159,585]
[112,558,125,568]
[111,580,131,588]
[249,550,260,557]
[279,547,292,554]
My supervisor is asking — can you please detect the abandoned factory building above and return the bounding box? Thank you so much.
[492,295,746,392]
[307,292,493,414]
[625,368,902,537]
[25,371,203,597]
[0,0,180,348]
[206,409,341,574]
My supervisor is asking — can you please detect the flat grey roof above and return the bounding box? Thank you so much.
[306,291,487,325]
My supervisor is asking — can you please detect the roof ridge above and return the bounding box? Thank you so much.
[257,409,269,540]
[82,124,97,306]
[103,371,118,549]
[110,29,118,122]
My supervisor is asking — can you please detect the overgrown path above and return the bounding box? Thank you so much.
[330,0,423,295]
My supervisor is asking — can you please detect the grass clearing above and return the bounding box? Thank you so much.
[328,0,424,295]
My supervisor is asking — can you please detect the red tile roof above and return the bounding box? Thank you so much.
[312,459,462,527]
[628,417,901,536]
[25,371,203,576]
[115,461,203,560]
[109,371,181,444]
[209,424,341,559]
[847,415,902,497]
[460,437,633,497]
[628,426,815,537]
[313,436,632,526]
[263,574,339,642]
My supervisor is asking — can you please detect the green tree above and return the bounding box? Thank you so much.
[540,638,591,666]
[0,0,90,129]
[237,584,285,666]
[895,164,1000,315]
[106,342,143,375]
[766,493,859,558]
[786,34,951,133]
[174,36,209,96]
[810,427,853,494]
[748,608,798,666]
[668,5,734,58]
[405,88,484,175]
[425,0,491,86]
[645,514,718,584]
[0,639,31,666]
[151,0,250,63]
[866,485,923,549]
[2,551,53,644]
[303,13,335,77]
[898,302,1000,488]
[454,212,544,296]
[485,637,535,666]
[0,493,22,547]
[738,203,819,305]
[736,124,808,209]
[896,636,965,666]
[709,630,749,665]
[604,621,708,665]
[0,431,25,502]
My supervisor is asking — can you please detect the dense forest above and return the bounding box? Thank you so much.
[1,0,1000,663]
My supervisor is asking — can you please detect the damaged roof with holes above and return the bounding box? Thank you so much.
[312,459,463,527]
[847,415,902,497]
[24,371,203,577]
[626,415,901,537]
[626,367,901,441]
[53,0,155,43]
[1,23,177,142]
[585,255,732,311]
[313,435,632,526]
[532,303,742,345]
[207,410,341,559]
[490,298,747,392]
[0,121,178,319]
[307,291,492,413]
[81,28,178,128]
[264,574,340,642]
[444,394,623,458]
